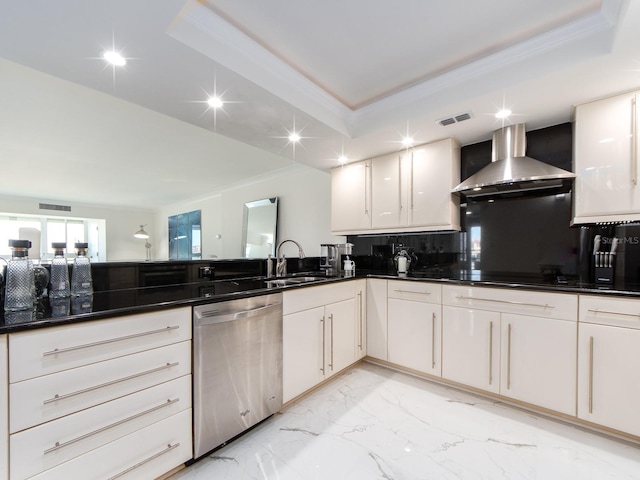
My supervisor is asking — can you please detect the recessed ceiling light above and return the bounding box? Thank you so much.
[103,50,126,67]
[495,109,512,119]
[402,136,414,147]
[207,96,224,109]
[338,155,348,165]
[288,132,301,143]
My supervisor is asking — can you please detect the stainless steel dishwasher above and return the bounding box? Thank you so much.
[192,293,283,458]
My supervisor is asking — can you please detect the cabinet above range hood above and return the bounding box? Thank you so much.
[452,124,575,198]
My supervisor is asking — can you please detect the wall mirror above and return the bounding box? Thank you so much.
[168,210,201,260]
[242,197,278,258]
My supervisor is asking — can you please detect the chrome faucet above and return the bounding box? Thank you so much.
[275,239,305,277]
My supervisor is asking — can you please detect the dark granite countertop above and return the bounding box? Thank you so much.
[0,274,351,334]
[2,271,639,334]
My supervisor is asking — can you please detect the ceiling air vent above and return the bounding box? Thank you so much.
[39,203,71,212]
[437,111,473,127]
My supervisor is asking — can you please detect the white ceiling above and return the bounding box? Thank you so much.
[0,0,638,209]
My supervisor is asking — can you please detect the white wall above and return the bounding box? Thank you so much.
[155,164,345,260]
[0,195,156,261]
[1,163,343,262]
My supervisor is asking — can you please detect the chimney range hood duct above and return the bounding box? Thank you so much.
[452,124,575,197]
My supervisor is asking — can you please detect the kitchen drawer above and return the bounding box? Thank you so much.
[283,281,356,315]
[579,295,640,329]
[10,341,191,433]
[10,375,191,479]
[442,285,577,321]
[388,280,441,304]
[29,408,192,480]
[9,306,191,383]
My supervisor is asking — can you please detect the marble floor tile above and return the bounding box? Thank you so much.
[171,362,640,479]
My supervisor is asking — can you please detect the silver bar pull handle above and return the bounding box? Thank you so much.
[43,326,180,357]
[329,313,334,371]
[394,289,431,295]
[632,95,638,186]
[320,316,325,375]
[107,443,180,480]
[357,291,363,350]
[431,312,436,369]
[488,321,493,385]
[455,295,554,310]
[43,362,179,405]
[364,163,369,215]
[507,324,512,390]
[589,336,594,414]
[588,308,640,319]
[44,398,180,454]
[198,303,281,324]
[410,152,415,213]
[398,155,403,213]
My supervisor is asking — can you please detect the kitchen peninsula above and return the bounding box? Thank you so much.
[2,255,640,479]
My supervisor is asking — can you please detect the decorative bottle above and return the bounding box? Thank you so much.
[4,239,36,312]
[70,242,93,296]
[49,242,70,299]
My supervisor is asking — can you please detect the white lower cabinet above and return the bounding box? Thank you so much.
[8,307,193,479]
[366,279,388,361]
[283,306,325,403]
[283,282,358,403]
[442,306,500,394]
[355,279,367,360]
[387,281,441,376]
[577,295,640,437]
[325,299,357,377]
[442,285,577,415]
[500,314,576,415]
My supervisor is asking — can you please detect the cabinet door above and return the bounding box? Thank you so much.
[442,306,500,394]
[371,152,409,229]
[331,160,371,233]
[573,91,640,223]
[325,299,356,378]
[388,299,441,376]
[283,307,325,403]
[355,280,367,360]
[410,139,460,229]
[500,314,576,415]
[366,279,388,360]
[578,323,640,437]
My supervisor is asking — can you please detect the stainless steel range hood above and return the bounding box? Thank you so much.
[452,124,575,197]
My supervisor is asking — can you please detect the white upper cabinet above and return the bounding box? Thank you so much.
[410,139,460,230]
[573,90,640,224]
[331,138,460,234]
[371,151,410,229]
[331,159,372,233]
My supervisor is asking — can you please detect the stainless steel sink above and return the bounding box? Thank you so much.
[264,276,326,288]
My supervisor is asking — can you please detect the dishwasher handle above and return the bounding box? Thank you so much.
[194,302,282,326]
